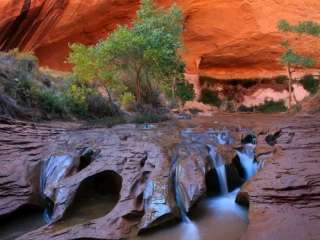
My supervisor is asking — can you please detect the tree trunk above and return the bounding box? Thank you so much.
[172,76,176,100]
[135,67,142,104]
[287,63,293,110]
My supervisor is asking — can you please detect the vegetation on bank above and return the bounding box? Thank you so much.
[278,19,320,110]
[0,0,195,122]
[300,75,319,95]
[68,0,190,110]
[200,89,221,107]
[2,7,320,119]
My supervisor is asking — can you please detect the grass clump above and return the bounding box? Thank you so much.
[275,75,288,84]
[300,75,319,94]
[133,112,169,124]
[200,89,221,107]
[256,100,287,113]
[176,81,195,103]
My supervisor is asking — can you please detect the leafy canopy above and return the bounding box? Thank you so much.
[280,40,316,67]
[278,20,317,68]
[69,0,185,104]
[278,20,320,36]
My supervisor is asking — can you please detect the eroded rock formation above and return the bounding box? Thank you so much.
[1,111,320,240]
[0,0,320,78]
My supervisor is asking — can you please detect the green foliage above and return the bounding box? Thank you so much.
[238,105,254,113]
[278,20,291,32]
[278,20,320,36]
[68,0,185,105]
[35,89,68,116]
[120,92,135,109]
[278,20,317,68]
[133,112,169,124]
[176,81,195,103]
[280,40,316,67]
[256,100,287,113]
[300,75,319,94]
[275,75,288,84]
[200,89,221,107]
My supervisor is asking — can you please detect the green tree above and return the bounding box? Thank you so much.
[69,0,185,106]
[278,20,319,109]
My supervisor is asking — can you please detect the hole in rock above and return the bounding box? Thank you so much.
[58,170,122,227]
[265,130,281,146]
[0,205,46,240]
[78,148,95,171]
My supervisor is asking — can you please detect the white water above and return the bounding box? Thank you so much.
[216,165,228,195]
[174,164,201,240]
[207,144,228,194]
[134,189,248,240]
[236,144,258,180]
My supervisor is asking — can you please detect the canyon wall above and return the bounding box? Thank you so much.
[1,0,320,79]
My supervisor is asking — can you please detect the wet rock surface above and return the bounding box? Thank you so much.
[237,113,320,240]
[1,112,320,240]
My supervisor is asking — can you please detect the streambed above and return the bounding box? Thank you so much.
[135,190,248,240]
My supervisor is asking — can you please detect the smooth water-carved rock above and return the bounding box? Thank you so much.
[0,117,66,217]
[3,113,319,240]
[40,154,79,222]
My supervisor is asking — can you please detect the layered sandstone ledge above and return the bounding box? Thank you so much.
[1,111,320,239]
[1,0,320,78]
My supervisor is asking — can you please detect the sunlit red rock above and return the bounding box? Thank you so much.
[1,0,320,78]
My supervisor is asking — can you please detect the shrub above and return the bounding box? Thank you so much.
[275,75,288,84]
[200,89,221,107]
[300,75,319,94]
[15,78,34,106]
[133,113,169,124]
[121,92,135,110]
[35,89,67,116]
[68,0,185,105]
[256,100,287,113]
[86,92,115,118]
[176,81,195,103]
[238,105,254,112]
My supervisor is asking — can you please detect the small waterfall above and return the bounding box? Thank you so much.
[207,145,228,195]
[236,143,258,180]
[173,162,201,240]
[174,164,189,222]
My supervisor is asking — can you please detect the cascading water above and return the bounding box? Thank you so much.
[207,144,228,195]
[174,162,200,240]
[236,134,259,180]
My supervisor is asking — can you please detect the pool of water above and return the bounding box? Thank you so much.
[135,190,248,240]
[0,207,45,240]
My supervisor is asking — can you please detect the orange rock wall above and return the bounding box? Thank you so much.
[1,0,320,79]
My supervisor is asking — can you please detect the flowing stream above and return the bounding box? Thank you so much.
[236,144,259,180]
[207,144,228,194]
[135,131,255,240]
[134,190,248,240]
[0,129,259,240]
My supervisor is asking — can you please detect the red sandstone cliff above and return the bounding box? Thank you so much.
[1,0,320,78]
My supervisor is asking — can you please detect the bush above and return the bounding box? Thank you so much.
[256,100,287,113]
[238,105,254,112]
[121,92,135,109]
[275,75,288,84]
[86,92,115,118]
[133,113,169,124]
[35,89,67,116]
[300,75,319,94]
[200,89,221,107]
[176,81,195,103]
